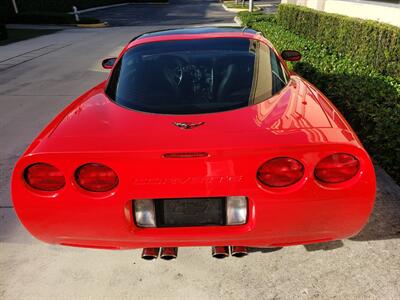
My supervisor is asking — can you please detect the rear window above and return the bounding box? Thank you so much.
[106,38,288,114]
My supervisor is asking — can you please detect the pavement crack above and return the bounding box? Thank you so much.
[0,43,72,72]
[0,44,55,63]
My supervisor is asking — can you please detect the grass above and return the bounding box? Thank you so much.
[0,28,60,46]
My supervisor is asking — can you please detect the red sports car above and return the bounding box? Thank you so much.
[12,27,376,260]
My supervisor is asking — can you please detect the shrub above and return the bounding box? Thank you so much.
[1,0,15,20]
[239,11,275,25]
[276,4,400,79]
[238,11,400,183]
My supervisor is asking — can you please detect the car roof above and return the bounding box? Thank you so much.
[134,27,258,40]
[126,27,263,50]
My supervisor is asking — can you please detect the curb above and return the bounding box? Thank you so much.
[76,22,109,28]
[6,24,75,30]
[69,1,169,14]
[7,23,109,29]
[129,2,169,4]
[222,3,261,13]
[70,3,130,14]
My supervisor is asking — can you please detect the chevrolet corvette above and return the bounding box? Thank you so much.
[12,27,376,260]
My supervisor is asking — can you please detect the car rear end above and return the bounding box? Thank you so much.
[11,28,376,259]
[12,133,376,258]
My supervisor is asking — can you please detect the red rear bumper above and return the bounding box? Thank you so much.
[12,190,374,250]
[12,146,376,250]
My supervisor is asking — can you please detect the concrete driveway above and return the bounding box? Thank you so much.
[1,1,400,299]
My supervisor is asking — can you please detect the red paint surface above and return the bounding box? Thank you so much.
[11,31,376,249]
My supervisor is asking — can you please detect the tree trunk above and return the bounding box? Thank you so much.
[0,23,8,41]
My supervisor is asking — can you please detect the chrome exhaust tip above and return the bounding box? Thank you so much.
[160,247,178,260]
[231,246,248,257]
[212,246,230,259]
[141,248,160,260]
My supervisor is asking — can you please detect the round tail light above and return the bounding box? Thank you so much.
[75,163,118,192]
[315,153,360,184]
[257,157,304,187]
[24,163,65,191]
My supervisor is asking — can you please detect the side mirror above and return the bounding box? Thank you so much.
[102,57,117,69]
[281,50,302,62]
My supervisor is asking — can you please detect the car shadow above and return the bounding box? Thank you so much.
[304,240,344,252]
[350,166,400,242]
[303,165,400,253]
[248,247,282,254]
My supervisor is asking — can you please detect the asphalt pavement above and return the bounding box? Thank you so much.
[1,1,400,299]
[82,0,235,26]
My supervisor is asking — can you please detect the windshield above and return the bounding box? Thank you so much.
[106,38,288,114]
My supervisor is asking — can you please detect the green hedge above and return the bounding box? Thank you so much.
[238,11,400,183]
[277,4,400,79]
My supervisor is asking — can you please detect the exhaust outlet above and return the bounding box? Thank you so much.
[212,246,230,259]
[141,248,160,260]
[231,246,248,257]
[160,247,178,260]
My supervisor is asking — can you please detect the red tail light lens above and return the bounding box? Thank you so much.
[24,163,65,191]
[75,163,118,192]
[257,157,304,187]
[315,153,360,183]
